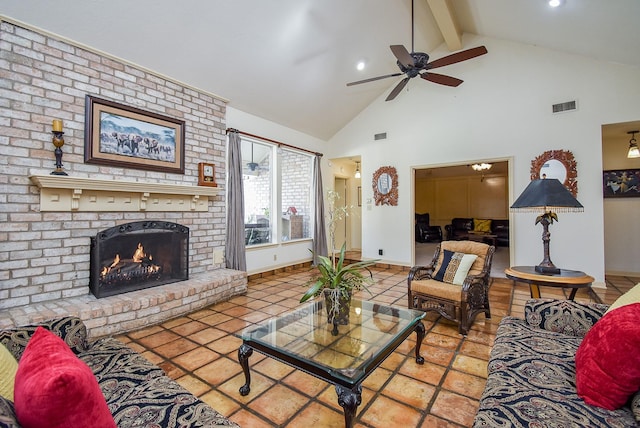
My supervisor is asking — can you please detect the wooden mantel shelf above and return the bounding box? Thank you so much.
[30,175,219,212]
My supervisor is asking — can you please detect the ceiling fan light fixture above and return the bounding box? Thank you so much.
[355,161,361,178]
[356,60,366,71]
[628,131,640,159]
[548,0,564,8]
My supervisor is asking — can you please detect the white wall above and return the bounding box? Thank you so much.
[226,107,327,274]
[326,34,640,284]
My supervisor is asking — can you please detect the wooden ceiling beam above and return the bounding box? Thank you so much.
[426,0,462,51]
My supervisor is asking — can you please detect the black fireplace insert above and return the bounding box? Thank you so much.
[89,221,189,298]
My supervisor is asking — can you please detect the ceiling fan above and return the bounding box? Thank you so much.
[244,142,269,176]
[346,0,488,101]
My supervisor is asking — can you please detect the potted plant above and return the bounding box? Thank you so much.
[300,190,377,325]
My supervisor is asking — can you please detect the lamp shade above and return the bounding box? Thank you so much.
[511,178,583,213]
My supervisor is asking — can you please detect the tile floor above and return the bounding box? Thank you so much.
[116,265,639,427]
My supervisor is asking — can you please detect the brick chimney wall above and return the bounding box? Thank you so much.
[0,20,229,310]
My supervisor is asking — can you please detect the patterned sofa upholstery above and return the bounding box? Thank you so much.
[0,317,239,428]
[473,299,640,427]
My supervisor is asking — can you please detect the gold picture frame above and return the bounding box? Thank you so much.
[84,95,185,173]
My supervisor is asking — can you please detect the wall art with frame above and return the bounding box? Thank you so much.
[84,95,185,173]
[603,169,640,198]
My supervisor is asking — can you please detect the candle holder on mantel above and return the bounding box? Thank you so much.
[51,120,68,176]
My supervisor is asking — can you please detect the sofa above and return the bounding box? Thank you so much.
[473,299,640,427]
[415,213,443,243]
[445,217,509,246]
[0,317,240,428]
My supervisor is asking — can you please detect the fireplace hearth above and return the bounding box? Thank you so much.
[90,221,189,298]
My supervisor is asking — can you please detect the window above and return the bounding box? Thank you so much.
[281,148,312,241]
[243,140,272,245]
[242,138,313,246]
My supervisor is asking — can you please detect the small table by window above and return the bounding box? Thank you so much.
[505,266,594,300]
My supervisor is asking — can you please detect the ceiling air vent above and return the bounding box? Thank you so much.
[552,100,577,114]
[374,132,387,140]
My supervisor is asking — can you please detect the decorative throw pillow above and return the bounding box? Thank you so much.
[13,327,116,428]
[604,282,640,315]
[473,218,492,233]
[0,343,18,401]
[575,302,640,410]
[434,250,478,285]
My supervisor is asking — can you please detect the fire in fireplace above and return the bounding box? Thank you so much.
[90,221,189,298]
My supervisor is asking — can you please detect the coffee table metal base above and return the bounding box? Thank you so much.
[238,321,425,428]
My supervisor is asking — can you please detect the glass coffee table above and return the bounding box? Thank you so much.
[238,299,426,428]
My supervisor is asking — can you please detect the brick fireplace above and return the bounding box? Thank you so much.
[90,221,190,298]
[0,20,247,337]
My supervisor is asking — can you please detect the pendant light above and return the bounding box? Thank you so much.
[627,131,640,159]
[354,161,361,179]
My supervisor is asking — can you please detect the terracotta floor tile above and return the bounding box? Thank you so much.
[218,372,275,405]
[361,367,393,391]
[228,409,274,428]
[421,413,466,427]
[215,317,251,334]
[158,361,185,379]
[283,369,332,397]
[381,373,436,409]
[137,330,180,348]
[188,327,228,345]
[288,401,344,427]
[199,389,240,417]
[206,334,243,355]
[253,355,296,380]
[175,374,212,397]
[399,357,447,386]
[173,346,220,371]
[360,395,423,427]
[451,354,488,378]
[126,324,164,339]
[198,312,233,326]
[441,370,487,400]
[247,384,310,425]
[430,390,479,427]
[459,340,492,361]
[170,320,208,336]
[194,356,243,386]
[153,337,199,359]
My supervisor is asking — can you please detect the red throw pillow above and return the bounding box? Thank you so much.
[575,303,640,410]
[14,327,116,428]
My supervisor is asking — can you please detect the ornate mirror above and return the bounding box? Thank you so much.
[372,166,398,206]
[530,149,578,197]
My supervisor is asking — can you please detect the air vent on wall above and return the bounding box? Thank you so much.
[552,100,577,114]
[374,132,387,140]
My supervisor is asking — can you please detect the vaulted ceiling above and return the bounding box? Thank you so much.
[1,0,639,140]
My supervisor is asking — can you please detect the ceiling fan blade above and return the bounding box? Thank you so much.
[346,72,403,87]
[426,46,488,70]
[385,77,410,101]
[421,72,463,87]
[390,45,415,68]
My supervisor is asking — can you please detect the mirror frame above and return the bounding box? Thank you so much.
[530,149,578,197]
[372,166,398,206]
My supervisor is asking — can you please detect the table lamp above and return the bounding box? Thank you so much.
[510,177,583,274]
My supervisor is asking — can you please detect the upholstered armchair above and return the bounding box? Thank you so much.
[407,240,495,335]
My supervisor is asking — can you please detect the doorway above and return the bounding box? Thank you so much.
[413,159,512,277]
[601,120,640,276]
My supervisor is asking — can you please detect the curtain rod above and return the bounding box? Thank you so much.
[226,128,323,157]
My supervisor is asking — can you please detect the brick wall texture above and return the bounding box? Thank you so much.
[0,21,229,311]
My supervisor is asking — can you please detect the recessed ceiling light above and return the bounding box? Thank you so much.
[549,0,563,7]
[356,61,366,71]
